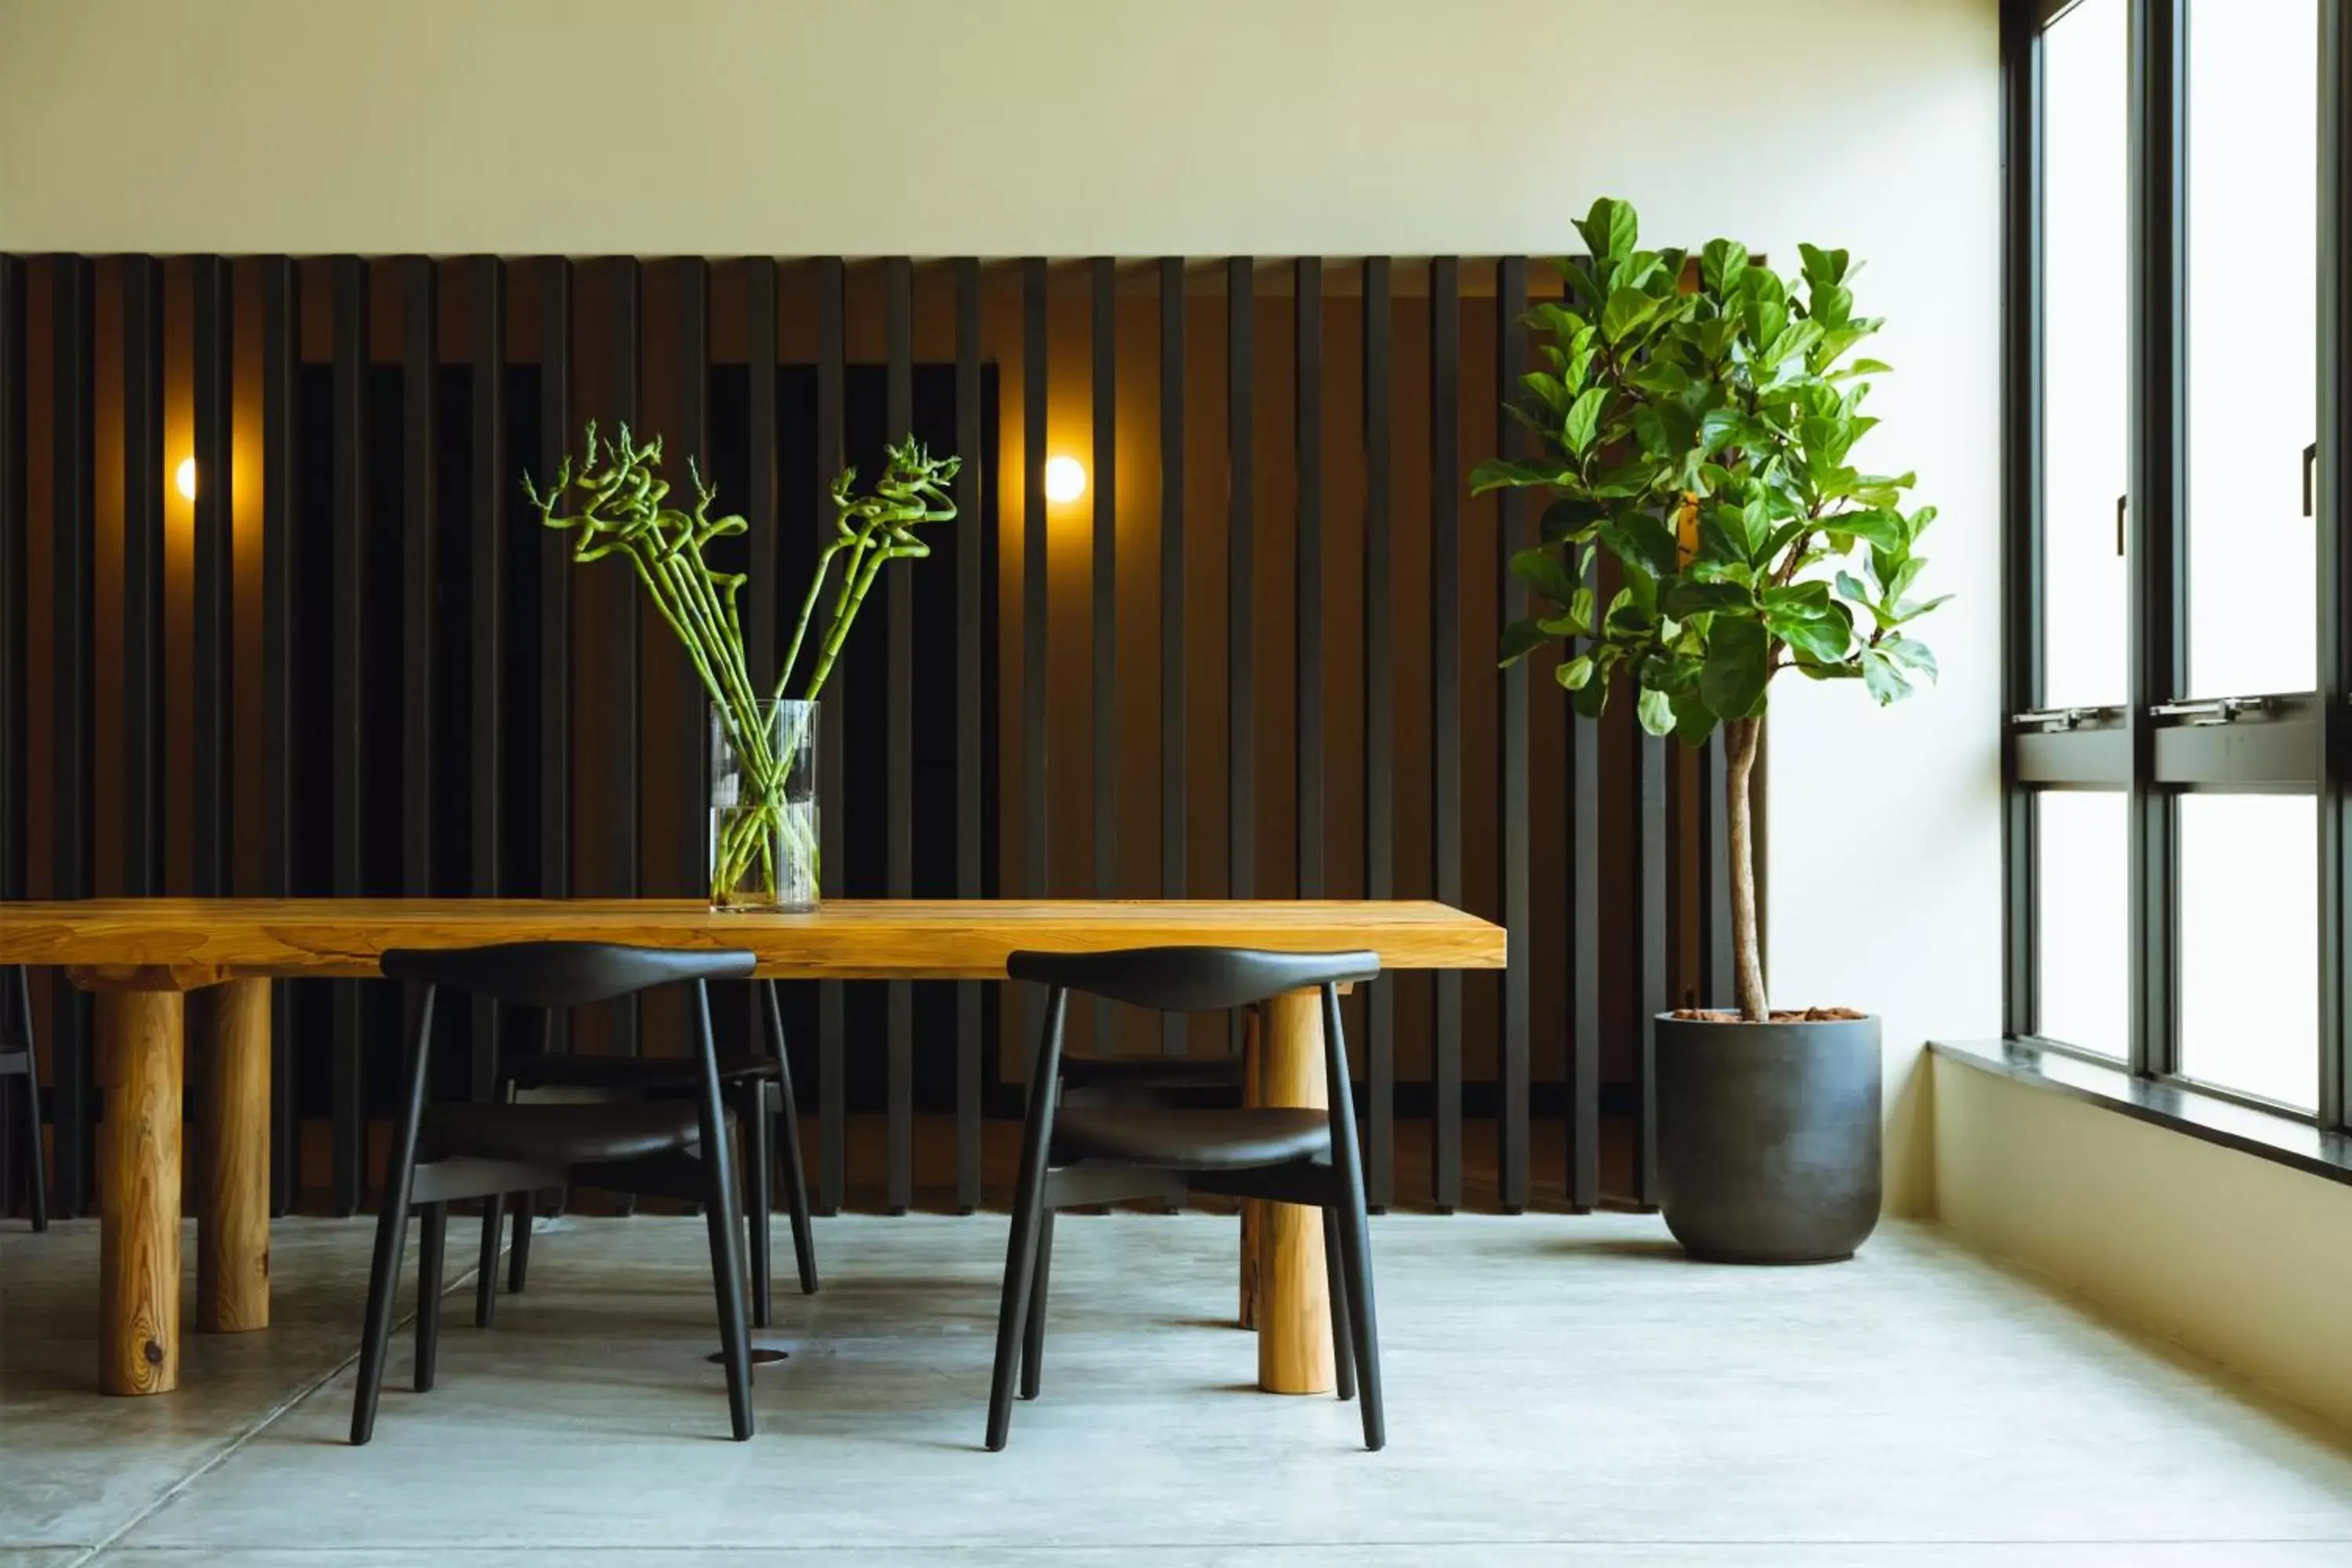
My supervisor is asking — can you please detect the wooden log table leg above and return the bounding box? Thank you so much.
[194,978,271,1333]
[95,988,185,1396]
[1253,988,1334,1395]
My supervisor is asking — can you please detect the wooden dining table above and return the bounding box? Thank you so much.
[0,898,1504,1398]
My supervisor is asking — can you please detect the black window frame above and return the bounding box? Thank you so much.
[2002,0,2351,1131]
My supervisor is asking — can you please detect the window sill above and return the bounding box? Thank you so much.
[1929,1039,2352,1188]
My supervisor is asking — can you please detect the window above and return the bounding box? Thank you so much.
[2006,0,2339,1129]
[2042,0,2130,710]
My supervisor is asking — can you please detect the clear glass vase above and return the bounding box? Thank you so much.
[710,699,818,913]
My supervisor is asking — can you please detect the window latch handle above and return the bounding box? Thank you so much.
[2305,441,2319,518]
[2115,493,2126,557]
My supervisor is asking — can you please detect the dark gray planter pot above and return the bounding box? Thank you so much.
[1653,1012,1882,1264]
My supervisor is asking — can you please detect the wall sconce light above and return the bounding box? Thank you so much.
[174,457,198,501]
[1044,455,1087,504]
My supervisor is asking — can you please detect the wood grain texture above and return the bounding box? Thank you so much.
[96,989,182,1395]
[193,978,270,1333]
[10,900,1504,986]
[1254,988,1334,1394]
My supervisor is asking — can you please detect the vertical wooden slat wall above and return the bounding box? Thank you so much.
[0,250,1746,1222]
[191,258,231,899]
[1428,256,1463,1214]
[328,256,368,1217]
[401,259,435,903]
[953,256,985,1211]
[813,256,847,1214]
[1157,258,1188,1058]
[259,257,297,1216]
[883,255,914,1214]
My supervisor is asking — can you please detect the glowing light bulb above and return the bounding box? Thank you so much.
[1044,455,1087,504]
[174,457,198,501]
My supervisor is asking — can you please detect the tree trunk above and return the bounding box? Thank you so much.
[1725,717,1768,1022]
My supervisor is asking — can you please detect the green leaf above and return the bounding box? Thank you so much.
[1600,287,1657,346]
[1664,579,1751,615]
[1637,687,1676,738]
[1509,546,1579,607]
[1700,238,1750,297]
[1498,617,1552,666]
[1468,457,1570,494]
[1882,636,1939,679]
[1576,196,1639,262]
[1860,646,1913,705]
[1835,509,1906,550]
[1556,653,1594,691]
[1700,616,1769,719]
[1563,386,1608,455]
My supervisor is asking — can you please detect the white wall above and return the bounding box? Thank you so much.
[1936,1056,2352,1433]
[0,0,2005,1210]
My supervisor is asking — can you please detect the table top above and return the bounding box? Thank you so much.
[0,898,1508,987]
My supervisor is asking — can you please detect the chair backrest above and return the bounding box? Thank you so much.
[380,942,755,1007]
[1006,946,1379,1014]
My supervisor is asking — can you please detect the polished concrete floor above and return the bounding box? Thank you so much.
[4,1211,2352,1566]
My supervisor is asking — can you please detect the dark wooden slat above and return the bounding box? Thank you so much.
[1022,258,1051,1077]
[260,256,297,1214]
[884,255,913,1214]
[1635,731,1668,1207]
[191,257,233,898]
[1227,258,1255,909]
[1159,257,1187,1058]
[1361,256,1395,1209]
[1567,546,1602,1214]
[1495,255,1530,1214]
[401,259,436,900]
[1091,257,1119,1054]
[49,256,95,1216]
[678,259,709,904]
[470,256,506,1102]
[744,259,779,694]
[122,254,163,896]
[540,261,572,899]
[815,256,846,1214]
[1429,255,1461,1213]
[954,257,984,1211]
[329,256,368,1217]
[610,259,641,1068]
[1295,257,1324,899]
[743,257,775,1069]
[0,257,19,908]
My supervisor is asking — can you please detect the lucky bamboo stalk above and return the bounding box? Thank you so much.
[525,422,960,906]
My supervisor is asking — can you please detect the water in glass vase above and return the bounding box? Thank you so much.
[710,699,819,912]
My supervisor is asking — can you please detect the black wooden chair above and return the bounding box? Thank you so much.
[986,946,1385,1453]
[1,966,46,1231]
[483,978,816,1330]
[352,942,759,1445]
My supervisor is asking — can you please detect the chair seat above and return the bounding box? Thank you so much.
[501,1051,777,1091]
[420,1101,702,1166]
[1048,1107,1330,1172]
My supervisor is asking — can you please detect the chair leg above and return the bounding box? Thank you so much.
[350,1185,413,1445]
[763,981,819,1294]
[743,1080,773,1329]
[691,982,756,1441]
[1019,1209,1054,1401]
[414,1202,447,1392]
[474,1194,504,1329]
[1334,1196,1385,1452]
[986,985,1065,1453]
[1323,1207,1356,1403]
[506,1191,533,1295]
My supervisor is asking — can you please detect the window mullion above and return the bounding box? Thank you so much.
[2316,0,2351,1133]
[2002,0,2045,1040]
[2125,0,2187,1081]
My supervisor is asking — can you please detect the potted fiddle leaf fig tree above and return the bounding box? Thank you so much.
[1473,198,1945,1262]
